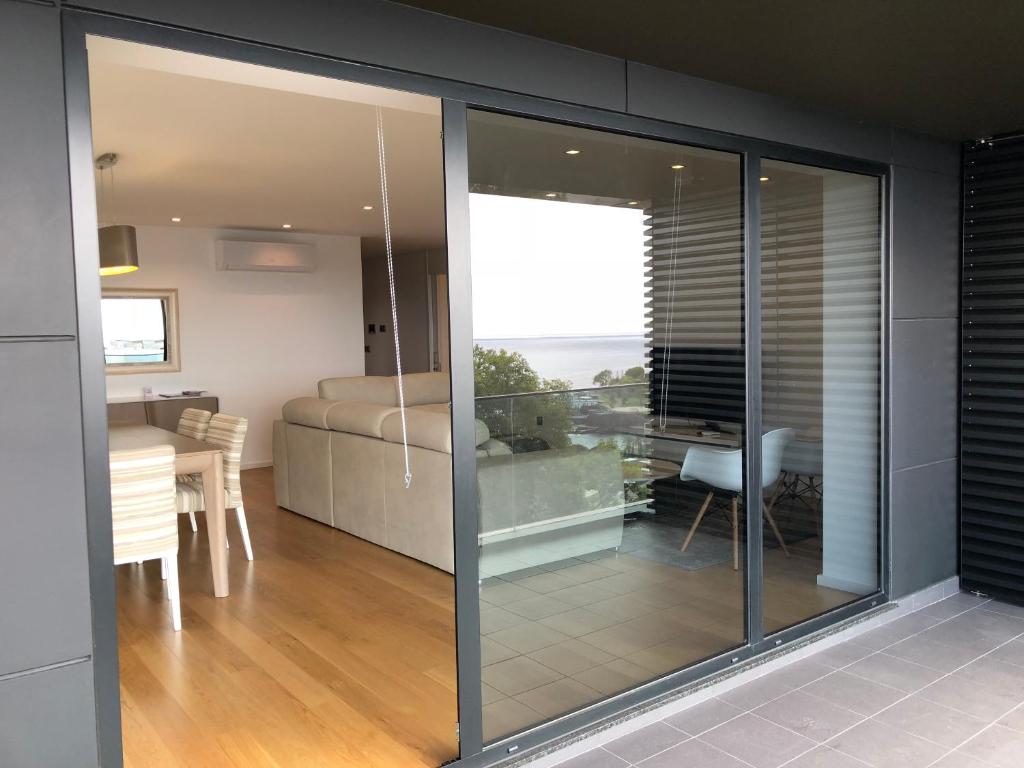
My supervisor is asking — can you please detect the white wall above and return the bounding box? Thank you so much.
[103,225,364,467]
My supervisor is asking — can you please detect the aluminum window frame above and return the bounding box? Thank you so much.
[61,9,891,767]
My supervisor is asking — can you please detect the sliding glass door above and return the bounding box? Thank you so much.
[465,110,748,741]
[759,161,883,634]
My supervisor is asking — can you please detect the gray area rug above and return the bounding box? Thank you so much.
[619,514,735,571]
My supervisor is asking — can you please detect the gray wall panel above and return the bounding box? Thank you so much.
[0,661,99,768]
[891,459,958,597]
[76,0,627,112]
[0,342,92,677]
[891,319,959,471]
[625,61,892,162]
[892,168,961,319]
[892,129,961,177]
[0,1,76,336]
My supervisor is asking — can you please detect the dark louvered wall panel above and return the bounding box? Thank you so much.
[962,136,1024,602]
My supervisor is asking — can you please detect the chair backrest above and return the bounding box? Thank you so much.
[206,413,248,506]
[679,428,796,494]
[761,428,796,489]
[177,408,212,440]
[109,445,178,563]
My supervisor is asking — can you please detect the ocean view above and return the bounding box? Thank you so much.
[476,335,645,389]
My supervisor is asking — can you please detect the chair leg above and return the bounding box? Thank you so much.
[681,491,714,552]
[236,505,254,561]
[188,508,198,533]
[160,557,167,582]
[762,500,790,557]
[166,555,182,632]
[731,496,739,571]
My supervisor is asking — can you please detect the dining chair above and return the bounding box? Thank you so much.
[176,407,213,441]
[176,413,253,560]
[110,444,182,631]
[678,427,795,570]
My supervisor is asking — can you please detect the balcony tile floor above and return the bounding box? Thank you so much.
[542,593,1024,768]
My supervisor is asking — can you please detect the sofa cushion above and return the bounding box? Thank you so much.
[325,402,398,438]
[382,408,452,453]
[318,375,397,405]
[402,372,450,406]
[282,397,336,429]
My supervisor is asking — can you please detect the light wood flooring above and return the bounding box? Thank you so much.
[117,468,857,763]
[116,467,458,768]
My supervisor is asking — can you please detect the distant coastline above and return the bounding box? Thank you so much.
[476,334,645,388]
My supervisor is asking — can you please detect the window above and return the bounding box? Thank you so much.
[101,288,180,374]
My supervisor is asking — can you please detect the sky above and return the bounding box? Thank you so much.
[101,297,166,347]
[469,193,647,339]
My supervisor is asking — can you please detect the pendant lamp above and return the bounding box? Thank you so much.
[96,153,139,276]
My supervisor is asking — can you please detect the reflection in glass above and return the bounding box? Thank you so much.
[468,111,745,742]
[760,161,882,633]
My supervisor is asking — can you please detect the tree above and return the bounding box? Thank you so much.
[592,369,614,387]
[473,345,573,450]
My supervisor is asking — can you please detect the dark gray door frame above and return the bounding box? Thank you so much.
[61,8,891,767]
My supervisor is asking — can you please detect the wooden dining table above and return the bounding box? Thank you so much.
[108,422,229,597]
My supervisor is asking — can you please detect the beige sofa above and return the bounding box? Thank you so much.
[273,372,627,575]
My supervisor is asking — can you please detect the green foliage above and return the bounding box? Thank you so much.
[473,345,573,449]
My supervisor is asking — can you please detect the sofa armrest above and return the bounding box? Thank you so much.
[282,397,337,429]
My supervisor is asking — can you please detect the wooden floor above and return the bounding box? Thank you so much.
[117,469,857,764]
[116,467,458,768]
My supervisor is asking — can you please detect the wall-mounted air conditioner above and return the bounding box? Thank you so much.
[215,240,316,273]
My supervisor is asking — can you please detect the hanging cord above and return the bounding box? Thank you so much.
[658,171,684,430]
[376,107,412,489]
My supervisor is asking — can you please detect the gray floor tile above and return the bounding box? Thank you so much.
[603,722,688,764]
[504,594,576,621]
[638,738,748,767]
[516,678,602,719]
[771,658,836,689]
[998,705,1024,733]
[662,697,745,736]
[981,601,1024,620]
[482,655,563,696]
[844,652,944,693]
[850,613,941,652]
[826,718,948,768]
[918,593,990,621]
[557,747,630,768]
[930,749,999,768]
[802,671,906,717]
[961,724,1024,768]
[921,667,1024,722]
[700,712,817,768]
[488,621,571,654]
[989,639,1024,669]
[811,641,876,670]
[754,690,863,743]
[875,694,990,749]
[885,633,982,672]
[719,670,799,710]
[785,746,871,768]
[528,639,615,676]
[918,611,1024,655]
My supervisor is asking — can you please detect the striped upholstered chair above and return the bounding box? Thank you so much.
[175,413,253,560]
[109,445,182,631]
[176,408,212,440]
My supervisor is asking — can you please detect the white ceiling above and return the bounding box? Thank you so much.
[87,37,446,254]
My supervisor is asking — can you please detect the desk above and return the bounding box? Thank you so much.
[108,423,229,598]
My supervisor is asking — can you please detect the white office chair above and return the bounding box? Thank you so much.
[679,428,795,570]
[778,438,824,547]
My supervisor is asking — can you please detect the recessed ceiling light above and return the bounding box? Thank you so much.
[545,192,558,198]
[627,201,639,206]
[565,149,582,155]
[671,164,685,170]
[760,176,770,182]
[362,205,374,211]
[282,224,292,229]
[170,217,181,223]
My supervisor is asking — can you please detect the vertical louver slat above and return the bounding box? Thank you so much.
[962,137,1024,602]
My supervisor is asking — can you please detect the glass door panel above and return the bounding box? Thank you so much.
[759,160,883,634]
[466,110,746,742]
